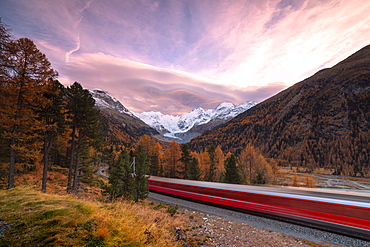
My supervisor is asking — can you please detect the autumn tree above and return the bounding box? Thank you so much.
[136,135,163,176]
[0,37,58,189]
[0,18,12,188]
[194,150,210,180]
[150,142,163,176]
[163,141,181,178]
[214,146,225,182]
[239,144,274,184]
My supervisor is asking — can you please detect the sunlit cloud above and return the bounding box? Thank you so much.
[60,52,284,114]
[1,0,369,114]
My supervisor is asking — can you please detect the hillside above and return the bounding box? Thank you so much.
[0,186,184,246]
[90,89,159,144]
[190,44,370,175]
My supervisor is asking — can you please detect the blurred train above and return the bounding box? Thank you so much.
[148,176,370,241]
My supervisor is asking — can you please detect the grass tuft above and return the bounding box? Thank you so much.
[0,186,184,247]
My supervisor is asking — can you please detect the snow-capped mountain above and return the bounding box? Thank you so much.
[89,89,159,141]
[89,88,134,116]
[89,88,256,143]
[133,101,256,141]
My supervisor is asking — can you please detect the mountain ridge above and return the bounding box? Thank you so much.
[190,44,370,174]
[90,88,256,143]
[89,89,159,144]
[133,101,256,143]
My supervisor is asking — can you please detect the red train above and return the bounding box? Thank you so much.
[148,176,370,241]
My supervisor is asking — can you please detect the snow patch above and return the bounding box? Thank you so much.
[134,101,257,136]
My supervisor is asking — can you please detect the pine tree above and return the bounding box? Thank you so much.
[1,37,57,189]
[39,80,66,193]
[187,157,202,180]
[105,149,134,200]
[179,143,192,179]
[133,145,149,202]
[206,145,216,181]
[65,82,102,194]
[223,153,242,184]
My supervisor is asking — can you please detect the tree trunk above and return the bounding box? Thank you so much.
[42,135,52,193]
[8,135,16,189]
[8,82,24,189]
[72,136,81,194]
[67,124,76,193]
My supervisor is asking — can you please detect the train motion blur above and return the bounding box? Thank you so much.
[148,176,370,241]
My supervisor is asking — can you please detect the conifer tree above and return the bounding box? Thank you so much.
[65,82,102,194]
[163,141,181,178]
[105,149,134,200]
[179,143,192,179]
[1,37,57,189]
[39,80,66,193]
[214,146,225,182]
[223,153,242,184]
[0,18,12,188]
[187,157,202,180]
[206,145,216,181]
[133,145,149,202]
[151,142,163,176]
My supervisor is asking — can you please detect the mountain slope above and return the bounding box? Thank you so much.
[190,44,370,174]
[90,89,158,144]
[134,101,256,143]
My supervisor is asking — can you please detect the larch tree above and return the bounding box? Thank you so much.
[1,37,58,189]
[195,150,210,181]
[137,134,162,176]
[214,146,225,182]
[163,141,181,178]
[0,18,12,188]
[239,144,274,184]
[150,142,163,176]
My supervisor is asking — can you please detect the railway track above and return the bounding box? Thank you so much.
[148,176,370,242]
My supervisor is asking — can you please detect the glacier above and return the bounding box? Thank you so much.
[132,101,257,137]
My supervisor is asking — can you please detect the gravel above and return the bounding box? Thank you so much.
[148,192,370,247]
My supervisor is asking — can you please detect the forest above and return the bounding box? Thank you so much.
[190,45,370,178]
[1,19,284,201]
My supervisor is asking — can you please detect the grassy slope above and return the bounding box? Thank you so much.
[0,186,184,247]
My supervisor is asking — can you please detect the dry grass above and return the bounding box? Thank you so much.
[0,186,185,247]
[276,167,317,187]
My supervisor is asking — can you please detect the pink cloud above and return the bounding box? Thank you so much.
[60,52,285,114]
[2,0,369,114]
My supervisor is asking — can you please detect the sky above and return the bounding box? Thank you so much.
[1,0,369,114]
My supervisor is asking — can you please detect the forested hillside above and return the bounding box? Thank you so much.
[190,45,370,177]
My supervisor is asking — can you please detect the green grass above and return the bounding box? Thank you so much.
[0,186,184,247]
